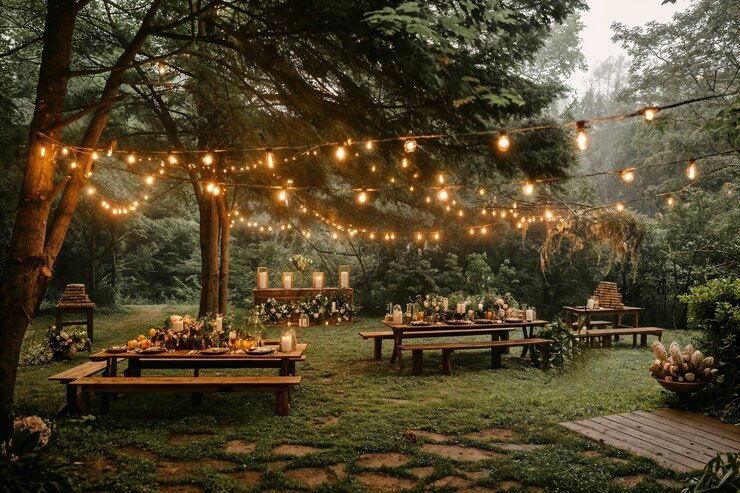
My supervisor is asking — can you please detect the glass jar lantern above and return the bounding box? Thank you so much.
[338,265,350,288]
[282,272,294,289]
[281,328,296,352]
[312,271,324,289]
[299,313,310,327]
[256,266,269,289]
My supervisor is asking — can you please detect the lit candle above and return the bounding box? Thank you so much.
[315,273,323,289]
[525,309,534,321]
[281,335,292,352]
[259,271,268,289]
[442,298,448,311]
[586,298,595,310]
[216,316,223,333]
[331,301,336,312]
[478,303,484,311]
[229,330,237,341]
[284,274,292,289]
[173,320,184,332]
[340,271,349,288]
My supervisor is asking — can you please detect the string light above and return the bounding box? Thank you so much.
[496,130,510,152]
[145,175,154,185]
[437,187,449,201]
[206,182,214,193]
[686,159,697,180]
[620,169,635,183]
[61,147,69,156]
[277,188,288,203]
[433,232,440,241]
[202,153,214,165]
[522,182,534,195]
[365,141,373,150]
[615,202,625,211]
[266,150,275,169]
[357,189,368,204]
[335,146,346,160]
[70,161,77,169]
[92,151,99,160]
[403,139,417,153]
[401,157,408,168]
[576,121,589,151]
[39,146,46,157]
[212,185,221,196]
[438,174,445,184]
[168,153,177,164]
[86,186,94,195]
[643,107,659,121]
[666,197,675,206]
[126,152,136,164]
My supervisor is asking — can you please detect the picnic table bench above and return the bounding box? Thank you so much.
[572,327,665,347]
[73,376,300,416]
[48,359,122,414]
[400,338,553,375]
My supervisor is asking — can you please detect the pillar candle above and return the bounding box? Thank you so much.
[525,309,534,321]
[331,301,336,312]
[442,298,448,310]
[216,316,223,333]
[340,271,349,288]
[284,275,292,289]
[258,271,268,289]
[281,335,292,352]
[173,320,184,332]
[478,303,484,311]
[586,298,595,310]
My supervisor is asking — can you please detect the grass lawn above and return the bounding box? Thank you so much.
[14,305,702,492]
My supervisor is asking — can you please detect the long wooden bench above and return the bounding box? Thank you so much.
[570,320,611,329]
[360,329,514,361]
[71,376,301,416]
[399,338,552,375]
[49,359,122,414]
[571,327,665,347]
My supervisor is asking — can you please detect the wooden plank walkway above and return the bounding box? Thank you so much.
[561,408,740,472]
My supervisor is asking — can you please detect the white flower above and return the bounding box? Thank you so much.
[313,313,319,318]
[424,301,430,307]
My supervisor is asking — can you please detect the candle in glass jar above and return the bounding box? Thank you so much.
[467,309,474,319]
[443,298,448,310]
[216,316,223,333]
[525,309,534,321]
[258,271,268,289]
[281,335,292,352]
[478,303,484,311]
[331,301,336,312]
[229,330,237,341]
[340,271,349,288]
[284,274,292,289]
[586,298,595,310]
[173,319,184,332]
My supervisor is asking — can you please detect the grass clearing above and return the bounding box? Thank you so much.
[15,305,698,492]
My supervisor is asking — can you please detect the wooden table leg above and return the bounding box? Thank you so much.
[86,308,94,343]
[633,334,638,348]
[614,314,621,341]
[520,326,531,358]
[634,312,639,328]
[491,349,502,369]
[389,329,401,365]
[412,350,424,375]
[275,389,290,416]
[640,334,647,347]
[280,359,289,376]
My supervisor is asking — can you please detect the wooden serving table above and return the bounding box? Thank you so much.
[563,306,642,330]
[90,343,307,378]
[253,287,354,305]
[382,320,548,369]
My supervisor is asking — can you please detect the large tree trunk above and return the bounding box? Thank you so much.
[0,0,162,422]
[217,195,229,315]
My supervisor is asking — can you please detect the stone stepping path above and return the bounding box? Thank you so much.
[466,428,515,441]
[166,433,213,445]
[224,439,256,454]
[356,472,416,492]
[421,443,504,462]
[271,444,325,457]
[228,470,263,487]
[408,429,449,442]
[358,452,411,468]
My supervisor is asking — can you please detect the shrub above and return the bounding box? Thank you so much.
[682,453,739,492]
[538,319,582,370]
[678,278,739,418]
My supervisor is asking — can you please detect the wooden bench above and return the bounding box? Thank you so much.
[49,359,122,414]
[399,338,552,375]
[570,320,611,329]
[572,327,665,347]
[71,376,301,416]
[360,329,515,361]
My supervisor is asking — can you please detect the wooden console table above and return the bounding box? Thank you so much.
[253,288,354,305]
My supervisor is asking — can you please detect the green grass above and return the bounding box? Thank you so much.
[14,306,700,492]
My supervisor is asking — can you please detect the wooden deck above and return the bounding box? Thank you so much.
[561,408,740,472]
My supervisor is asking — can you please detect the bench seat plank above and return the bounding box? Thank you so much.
[571,327,664,347]
[72,376,300,416]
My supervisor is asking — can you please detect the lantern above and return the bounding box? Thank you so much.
[256,266,269,289]
[338,265,350,288]
[282,272,294,289]
[312,272,324,289]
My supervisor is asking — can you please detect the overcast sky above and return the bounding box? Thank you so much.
[571,0,693,93]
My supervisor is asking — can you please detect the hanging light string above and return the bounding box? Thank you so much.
[36,92,732,159]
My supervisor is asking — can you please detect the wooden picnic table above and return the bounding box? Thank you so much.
[563,306,642,341]
[382,320,548,369]
[89,343,308,378]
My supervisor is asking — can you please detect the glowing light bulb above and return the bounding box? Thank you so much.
[522,182,534,195]
[357,190,368,204]
[266,150,275,168]
[332,232,338,240]
[469,228,475,235]
[206,182,214,192]
[621,169,635,183]
[416,232,422,241]
[335,146,346,160]
[545,210,553,219]
[202,153,214,165]
[576,121,589,151]
[437,188,449,201]
[87,186,94,195]
[39,146,46,157]
[278,189,287,202]
[496,130,510,152]
[433,232,440,241]
[401,157,408,168]
[438,174,445,184]
[126,152,136,164]
[686,160,697,180]
[458,210,464,217]
[91,151,99,160]
[481,227,487,234]
[61,147,69,156]
[168,154,177,165]
[666,197,675,206]
[643,107,659,121]
[365,141,374,150]
[146,175,154,185]
[403,139,417,153]
[70,161,77,169]
[616,202,625,211]
[371,164,376,172]
[478,188,485,196]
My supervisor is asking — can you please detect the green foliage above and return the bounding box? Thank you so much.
[682,453,739,493]
[538,319,581,371]
[678,278,739,418]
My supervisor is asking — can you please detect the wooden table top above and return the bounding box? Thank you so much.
[382,319,548,331]
[90,343,307,361]
[563,306,642,314]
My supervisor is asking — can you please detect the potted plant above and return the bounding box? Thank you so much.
[649,341,718,396]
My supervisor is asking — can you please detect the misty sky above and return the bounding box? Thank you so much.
[571,0,692,93]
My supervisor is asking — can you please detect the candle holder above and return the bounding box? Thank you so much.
[282,272,294,289]
[338,264,350,288]
[256,266,269,289]
[312,271,324,289]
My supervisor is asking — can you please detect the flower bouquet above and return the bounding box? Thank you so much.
[289,254,313,287]
[46,326,91,361]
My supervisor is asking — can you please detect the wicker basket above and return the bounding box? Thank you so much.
[655,378,708,395]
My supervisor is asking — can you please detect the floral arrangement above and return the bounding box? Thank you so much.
[46,326,91,361]
[254,289,356,325]
[120,314,237,350]
[289,254,314,286]
[414,292,519,319]
[649,341,718,383]
[1,416,51,463]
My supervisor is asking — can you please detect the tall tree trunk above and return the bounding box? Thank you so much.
[217,195,229,315]
[206,195,220,315]
[0,0,162,422]
[198,199,211,316]
[89,225,97,295]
